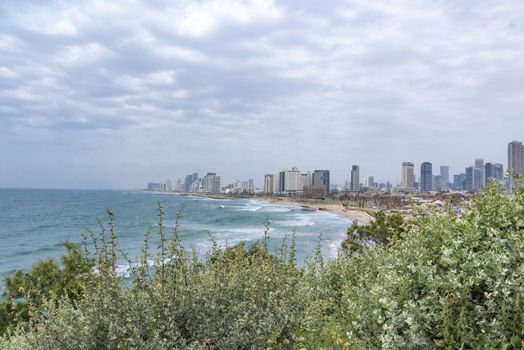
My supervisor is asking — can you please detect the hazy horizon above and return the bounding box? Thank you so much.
[1,1,523,189]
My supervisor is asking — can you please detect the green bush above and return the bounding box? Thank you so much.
[2,182,524,349]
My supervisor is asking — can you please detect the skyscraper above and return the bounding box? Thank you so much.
[301,171,312,191]
[350,165,360,192]
[365,176,374,189]
[312,170,330,196]
[485,163,504,186]
[494,163,504,182]
[279,171,286,193]
[202,173,221,193]
[474,159,485,190]
[434,175,443,191]
[508,141,524,192]
[465,167,474,191]
[184,174,192,192]
[420,162,432,192]
[401,162,415,189]
[264,174,274,194]
[284,167,301,193]
[440,165,450,189]
[473,168,482,192]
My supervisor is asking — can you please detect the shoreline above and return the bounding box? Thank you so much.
[142,191,375,225]
[256,197,375,225]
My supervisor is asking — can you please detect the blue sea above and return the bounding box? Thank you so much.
[0,189,352,277]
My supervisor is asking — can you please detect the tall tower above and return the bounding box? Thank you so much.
[474,159,485,190]
[401,162,415,189]
[264,174,275,194]
[508,141,524,192]
[440,165,450,189]
[313,170,330,196]
[420,162,433,192]
[350,165,360,192]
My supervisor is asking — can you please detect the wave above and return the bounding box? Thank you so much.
[236,206,261,212]
[274,214,315,227]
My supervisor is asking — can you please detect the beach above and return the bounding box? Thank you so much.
[261,197,376,225]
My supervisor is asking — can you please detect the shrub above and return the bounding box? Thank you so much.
[2,182,524,349]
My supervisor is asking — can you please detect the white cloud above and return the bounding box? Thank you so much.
[4,4,87,36]
[1,0,524,188]
[56,42,110,66]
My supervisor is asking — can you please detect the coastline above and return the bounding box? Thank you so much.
[142,191,376,225]
[259,197,375,225]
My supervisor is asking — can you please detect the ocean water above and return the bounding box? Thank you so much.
[0,189,351,277]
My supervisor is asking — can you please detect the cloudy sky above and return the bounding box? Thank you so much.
[1,0,523,189]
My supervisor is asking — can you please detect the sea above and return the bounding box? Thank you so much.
[0,189,352,277]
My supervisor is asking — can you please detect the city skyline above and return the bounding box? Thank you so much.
[148,140,520,193]
[1,1,524,189]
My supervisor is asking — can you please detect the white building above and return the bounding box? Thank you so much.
[365,176,375,189]
[401,162,415,189]
[284,167,302,193]
[264,174,275,194]
[202,173,221,194]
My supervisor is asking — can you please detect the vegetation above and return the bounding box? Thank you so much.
[1,181,524,349]
[0,242,93,336]
[342,211,406,252]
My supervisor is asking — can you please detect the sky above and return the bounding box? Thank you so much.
[1,0,524,189]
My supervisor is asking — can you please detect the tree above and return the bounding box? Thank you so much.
[342,211,405,252]
[0,242,93,336]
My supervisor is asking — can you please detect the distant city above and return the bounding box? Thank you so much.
[147,140,524,197]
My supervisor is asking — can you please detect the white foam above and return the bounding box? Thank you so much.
[235,205,261,212]
[260,206,292,213]
[275,213,315,227]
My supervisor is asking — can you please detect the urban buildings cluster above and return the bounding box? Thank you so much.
[148,172,221,194]
[146,141,524,196]
[261,168,330,197]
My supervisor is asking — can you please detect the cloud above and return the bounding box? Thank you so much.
[0,0,523,188]
[56,42,110,66]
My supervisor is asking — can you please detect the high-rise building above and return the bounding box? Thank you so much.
[465,166,482,192]
[365,176,375,189]
[473,168,482,192]
[312,170,330,196]
[474,159,485,190]
[202,173,221,193]
[420,162,433,192]
[301,171,312,191]
[279,171,286,193]
[175,179,183,192]
[485,163,504,186]
[401,162,415,189]
[494,163,504,182]
[184,174,192,192]
[165,179,173,192]
[453,173,466,190]
[350,165,360,192]
[248,179,255,193]
[284,167,302,193]
[190,173,199,192]
[508,141,524,192]
[465,167,474,191]
[273,174,280,193]
[264,174,275,194]
[434,175,443,191]
[440,166,450,189]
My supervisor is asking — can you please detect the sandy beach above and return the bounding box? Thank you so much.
[144,191,376,225]
[261,198,376,225]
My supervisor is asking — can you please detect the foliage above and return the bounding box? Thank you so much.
[2,182,524,349]
[0,242,93,336]
[342,211,406,252]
